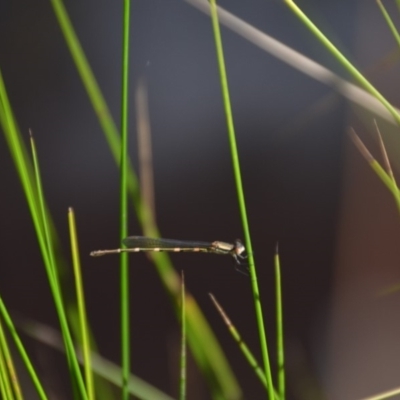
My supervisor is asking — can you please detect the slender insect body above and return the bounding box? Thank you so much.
[90,236,247,271]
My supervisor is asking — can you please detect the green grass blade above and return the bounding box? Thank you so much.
[208,1,274,398]
[119,2,131,399]
[68,207,95,400]
[0,358,9,400]
[284,0,400,126]
[0,298,48,400]
[29,133,88,400]
[377,0,400,50]
[274,244,285,400]
[179,273,186,400]
[0,318,22,400]
[0,322,14,400]
[209,294,280,399]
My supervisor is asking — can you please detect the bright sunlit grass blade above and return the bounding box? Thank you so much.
[179,272,187,400]
[0,298,48,400]
[284,0,400,126]
[29,132,88,400]
[209,294,280,398]
[50,2,242,397]
[348,128,400,201]
[68,207,95,400]
[119,2,131,399]
[20,319,176,400]
[274,244,285,400]
[209,0,274,398]
[377,0,400,50]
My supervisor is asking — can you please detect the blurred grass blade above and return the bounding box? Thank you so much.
[19,319,176,400]
[377,0,400,50]
[185,0,399,125]
[0,298,48,400]
[209,1,274,398]
[348,128,400,201]
[179,272,186,400]
[284,0,400,126]
[136,78,157,232]
[50,1,242,397]
[359,385,400,400]
[209,294,280,399]
[29,132,88,400]
[119,1,131,399]
[68,207,95,400]
[374,120,400,213]
[0,317,22,400]
[274,244,285,400]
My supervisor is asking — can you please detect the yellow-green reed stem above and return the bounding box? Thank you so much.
[0,318,22,400]
[68,208,95,400]
[0,298,48,400]
[120,1,131,399]
[179,273,186,400]
[209,294,280,399]
[348,128,400,210]
[284,0,400,126]
[0,327,14,400]
[29,133,88,400]
[374,120,400,215]
[209,1,275,398]
[274,244,285,400]
[397,0,400,13]
[49,2,241,396]
[377,0,400,50]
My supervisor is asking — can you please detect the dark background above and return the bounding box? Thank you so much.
[1,1,393,399]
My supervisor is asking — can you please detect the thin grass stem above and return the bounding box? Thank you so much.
[377,0,400,50]
[284,0,400,126]
[68,208,95,400]
[119,1,131,399]
[209,294,280,399]
[179,272,187,400]
[29,133,88,400]
[274,244,285,400]
[209,0,274,398]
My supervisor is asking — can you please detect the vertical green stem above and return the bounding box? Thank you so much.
[275,244,285,400]
[179,273,186,400]
[120,1,131,399]
[208,1,275,398]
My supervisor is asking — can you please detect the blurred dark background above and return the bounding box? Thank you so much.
[2,1,400,399]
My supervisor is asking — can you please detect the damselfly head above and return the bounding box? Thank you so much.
[233,239,246,256]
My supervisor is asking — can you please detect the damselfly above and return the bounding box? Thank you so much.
[90,236,247,270]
